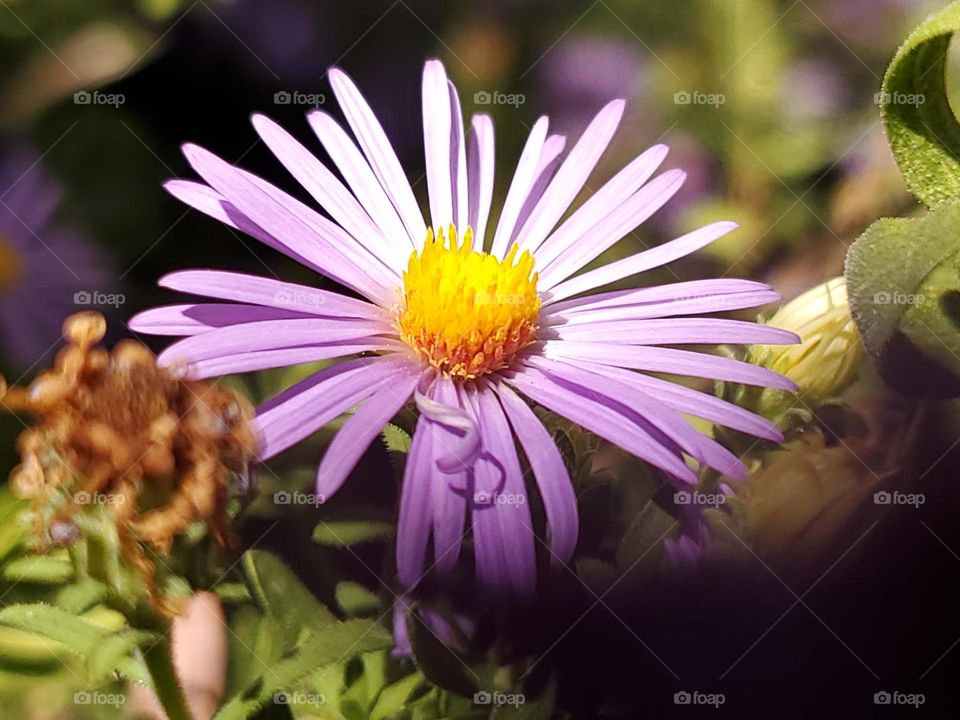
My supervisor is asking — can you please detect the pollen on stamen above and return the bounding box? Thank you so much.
[398,225,541,380]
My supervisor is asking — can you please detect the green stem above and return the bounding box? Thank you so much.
[143,640,195,720]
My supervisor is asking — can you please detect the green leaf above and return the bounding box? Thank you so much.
[2,554,74,584]
[56,578,109,614]
[242,549,337,649]
[335,582,381,618]
[312,507,395,547]
[845,200,960,396]
[87,629,157,683]
[881,0,960,206]
[212,619,393,720]
[382,423,413,454]
[370,672,424,720]
[0,603,109,656]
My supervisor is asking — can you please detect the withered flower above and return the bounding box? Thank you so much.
[1,312,256,610]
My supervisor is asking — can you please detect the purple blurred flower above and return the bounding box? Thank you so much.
[538,34,649,135]
[131,59,795,601]
[809,0,921,47]
[781,58,848,120]
[0,145,108,369]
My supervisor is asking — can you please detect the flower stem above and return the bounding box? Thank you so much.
[143,639,195,720]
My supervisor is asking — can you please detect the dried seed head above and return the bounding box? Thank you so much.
[1,312,258,615]
[62,311,106,348]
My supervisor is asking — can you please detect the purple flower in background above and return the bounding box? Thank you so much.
[131,59,796,600]
[538,34,649,136]
[0,145,108,369]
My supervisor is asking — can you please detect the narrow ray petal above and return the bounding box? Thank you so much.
[328,67,427,245]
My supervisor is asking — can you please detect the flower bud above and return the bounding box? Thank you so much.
[758,277,862,400]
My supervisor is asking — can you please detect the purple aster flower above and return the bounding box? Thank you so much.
[0,144,109,369]
[130,59,797,601]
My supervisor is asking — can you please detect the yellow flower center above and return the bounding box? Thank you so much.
[398,225,541,380]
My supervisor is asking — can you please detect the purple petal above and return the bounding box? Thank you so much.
[184,342,395,380]
[164,180,297,260]
[254,356,409,459]
[494,382,578,564]
[328,67,427,246]
[469,386,538,600]
[534,143,668,270]
[544,318,798,345]
[448,80,469,231]
[543,340,797,390]
[397,406,436,588]
[510,133,566,248]
[315,369,419,500]
[427,377,469,574]
[128,303,310,337]
[159,269,384,320]
[157,317,390,367]
[489,116,550,259]
[524,356,746,479]
[509,362,697,483]
[251,114,406,271]
[544,221,738,303]
[546,279,778,317]
[563,359,783,441]
[539,169,686,288]
[305,110,413,253]
[181,144,397,305]
[422,59,453,230]
[515,99,625,256]
[467,114,495,249]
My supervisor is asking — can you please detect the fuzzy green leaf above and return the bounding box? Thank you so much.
[845,200,960,396]
[313,507,395,547]
[242,549,337,650]
[335,581,380,618]
[881,1,960,206]
[382,422,413,453]
[212,619,393,720]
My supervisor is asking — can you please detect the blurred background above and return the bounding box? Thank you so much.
[1,0,959,717]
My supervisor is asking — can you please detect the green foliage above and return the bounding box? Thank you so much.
[880,1,960,207]
[312,507,395,547]
[846,201,960,396]
[845,2,960,396]
[212,619,393,720]
[0,603,156,684]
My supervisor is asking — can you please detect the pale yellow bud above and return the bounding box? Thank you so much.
[754,277,863,404]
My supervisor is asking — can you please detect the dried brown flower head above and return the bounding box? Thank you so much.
[1,312,257,609]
